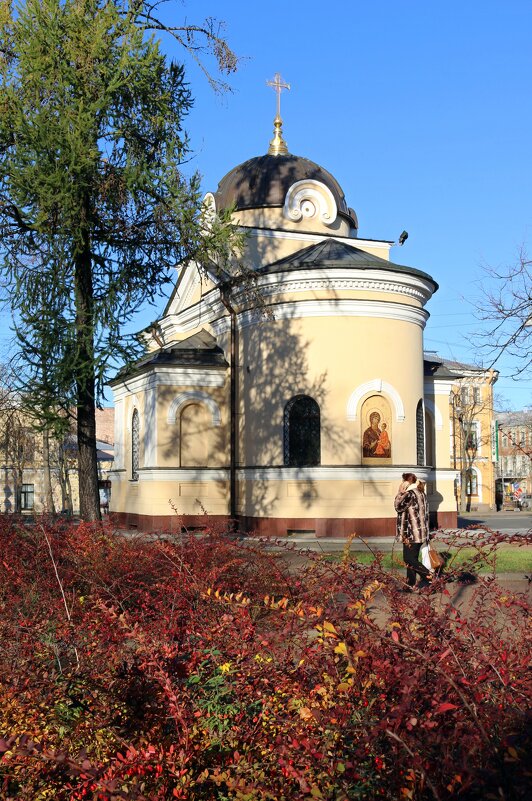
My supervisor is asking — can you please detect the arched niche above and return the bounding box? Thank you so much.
[361,395,392,465]
[179,403,211,468]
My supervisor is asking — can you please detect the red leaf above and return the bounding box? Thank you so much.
[434,702,459,714]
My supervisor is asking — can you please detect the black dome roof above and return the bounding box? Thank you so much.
[213,154,357,227]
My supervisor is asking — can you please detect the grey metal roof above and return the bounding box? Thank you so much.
[423,352,497,379]
[262,239,438,289]
[423,354,457,378]
[214,153,358,228]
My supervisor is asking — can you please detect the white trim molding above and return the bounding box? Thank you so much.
[144,385,158,467]
[126,395,142,433]
[112,368,226,400]
[283,180,338,227]
[346,380,406,423]
[167,391,222,426]
[114,399,124,470]
[237,466,431,482]
[232,268,434,306]
[212,300,429,336]
[468,464,483,502]
[424,398,443,431]
[428,379,456,396]
[137,468,229,482]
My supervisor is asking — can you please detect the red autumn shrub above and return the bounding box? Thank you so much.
[0,516,530,800]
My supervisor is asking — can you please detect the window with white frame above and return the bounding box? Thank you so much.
[465,420,481,451]
[20,483,34,510]
[466,469,478,495]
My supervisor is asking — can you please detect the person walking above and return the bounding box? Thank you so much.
[394,472,432,590]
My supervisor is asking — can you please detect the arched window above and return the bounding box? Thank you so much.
[416,400,425,466]
[131,409,140,481]
[284,396,320,467]
[466,468,478,496]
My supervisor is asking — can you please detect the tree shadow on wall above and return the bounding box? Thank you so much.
[154,258,352,527]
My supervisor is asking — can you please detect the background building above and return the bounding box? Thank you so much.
[495,410,532,506]
[0,406,114,516]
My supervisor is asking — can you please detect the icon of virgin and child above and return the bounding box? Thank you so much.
[362,411,391,458]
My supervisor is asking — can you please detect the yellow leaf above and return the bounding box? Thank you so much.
[337,683,350,692]
[323,621,338,635]
[298,707,314,721]
[310,787,324,798]
[354,650,367,658]
[334,642,348,656]
[507,747,518,760]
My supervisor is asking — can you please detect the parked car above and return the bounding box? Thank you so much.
[519,494,531,510]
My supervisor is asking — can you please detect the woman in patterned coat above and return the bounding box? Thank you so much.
[394,472,432,589]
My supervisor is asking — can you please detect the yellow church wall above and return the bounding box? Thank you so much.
[237,312,425,477]
[110,475,230,519]
[232,207,353,238]
[154,383,229,470]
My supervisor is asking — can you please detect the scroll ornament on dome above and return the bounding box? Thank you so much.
[283,179,338,226]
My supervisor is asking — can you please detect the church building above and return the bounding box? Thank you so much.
[109,86,460,535]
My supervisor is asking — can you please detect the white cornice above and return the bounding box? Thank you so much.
[140,468,229,482]
[237,466,432,482]
[110,468,230,482]
[112,368,226,399]
[211,300,428,334]
[232,268,433,305]
[111,466,459,483]
[159,265,433,336]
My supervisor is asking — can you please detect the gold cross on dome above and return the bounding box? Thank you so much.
[266,72,290,119]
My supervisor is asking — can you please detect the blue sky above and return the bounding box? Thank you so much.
[1,0,531,409]
[178,0,532,410]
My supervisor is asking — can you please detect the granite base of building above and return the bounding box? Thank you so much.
[110,511,458,536]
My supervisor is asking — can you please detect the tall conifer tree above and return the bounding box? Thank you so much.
[0,0,236,519]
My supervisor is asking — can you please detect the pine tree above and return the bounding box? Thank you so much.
[0,1,236,519]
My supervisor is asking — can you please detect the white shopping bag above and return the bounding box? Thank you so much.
[420,543,433,572]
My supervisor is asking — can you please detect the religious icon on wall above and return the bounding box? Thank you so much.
[362,401,392,460]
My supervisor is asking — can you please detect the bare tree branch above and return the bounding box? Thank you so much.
[472,249,532,378]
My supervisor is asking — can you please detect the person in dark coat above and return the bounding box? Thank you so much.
[394,472,432,589]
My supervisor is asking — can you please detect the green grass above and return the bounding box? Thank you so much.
[335,545,532,574]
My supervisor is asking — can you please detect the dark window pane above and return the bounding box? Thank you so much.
[20,483,34,510]
[416,400,424,466]
[284,396,320,467]
[131,409,139,481]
